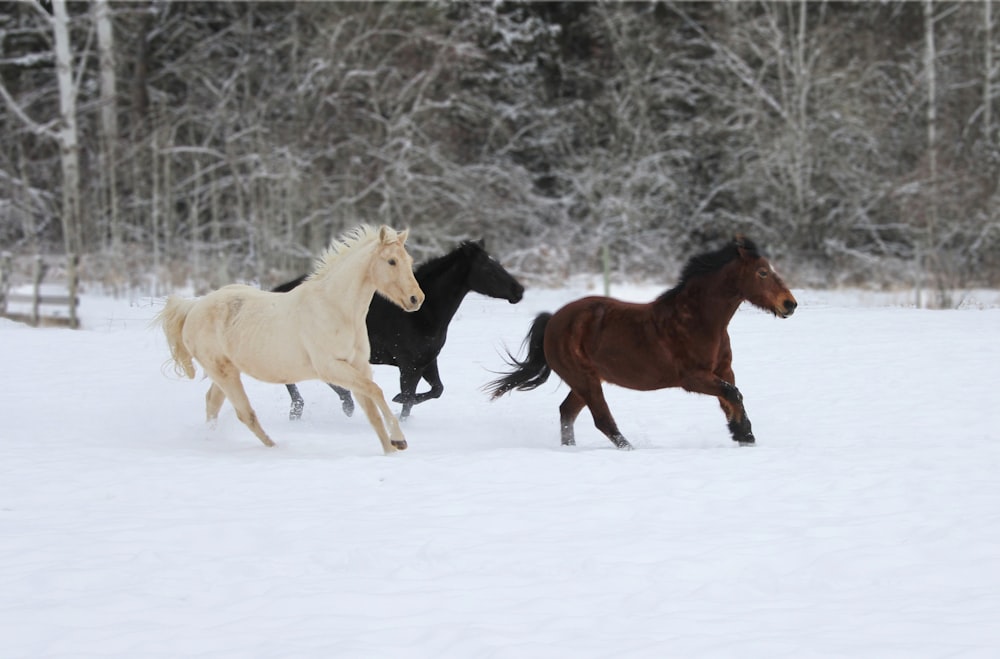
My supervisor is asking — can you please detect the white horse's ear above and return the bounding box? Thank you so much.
[378,225,393,244]
[397,229,409,245]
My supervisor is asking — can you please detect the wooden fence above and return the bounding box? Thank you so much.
[0,252,80,329]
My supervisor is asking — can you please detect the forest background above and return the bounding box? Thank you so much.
[2,1,999,304]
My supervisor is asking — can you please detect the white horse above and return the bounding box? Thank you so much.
[156,224,424,454]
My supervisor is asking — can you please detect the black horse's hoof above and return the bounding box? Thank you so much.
[341,398,355,417]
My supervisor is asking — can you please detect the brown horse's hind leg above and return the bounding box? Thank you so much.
[569,380,633,450]
[558,391,586,446]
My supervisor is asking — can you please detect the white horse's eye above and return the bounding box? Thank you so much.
[388,259,397,266]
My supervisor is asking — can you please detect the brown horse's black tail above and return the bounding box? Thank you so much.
[486,312,553,400]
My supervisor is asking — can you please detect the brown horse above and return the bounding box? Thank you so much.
[486,236,797,449]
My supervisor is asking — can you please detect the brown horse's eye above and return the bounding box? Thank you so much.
[757,268,769,278]
[388,259,397,266]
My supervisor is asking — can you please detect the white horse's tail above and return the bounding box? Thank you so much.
[156,296,197,379]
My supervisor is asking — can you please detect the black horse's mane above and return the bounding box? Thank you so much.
[414,241,480,279]
[657,237,763,302]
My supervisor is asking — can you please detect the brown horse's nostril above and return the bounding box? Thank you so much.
[784,299,797,316]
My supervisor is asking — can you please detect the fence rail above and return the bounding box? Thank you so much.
[0,252,80,329]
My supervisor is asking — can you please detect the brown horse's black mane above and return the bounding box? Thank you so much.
[657,237,764,302]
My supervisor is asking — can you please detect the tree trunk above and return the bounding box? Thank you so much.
[985,0,993,146]
[52,0,81,259]
[920,0,939,307]
[94,0,121,257]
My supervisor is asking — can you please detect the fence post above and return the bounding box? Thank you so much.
[68,252,79,329]
[31,255,48,327]
[0,251,11,315]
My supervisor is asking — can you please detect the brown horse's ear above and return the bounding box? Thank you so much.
[733,234,748,257]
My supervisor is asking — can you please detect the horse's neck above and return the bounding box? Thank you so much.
[416,258,471,325]
[306,248,377,323]
[659,275,743,331]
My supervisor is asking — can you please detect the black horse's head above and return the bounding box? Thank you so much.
[462,240,524,304]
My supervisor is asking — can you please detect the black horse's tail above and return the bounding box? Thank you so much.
[486,312,553,400]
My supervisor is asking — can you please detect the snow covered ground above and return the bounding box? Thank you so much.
[2,282,999,658]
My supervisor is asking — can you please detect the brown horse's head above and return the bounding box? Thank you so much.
[732,236,797,318]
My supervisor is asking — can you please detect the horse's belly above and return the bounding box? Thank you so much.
[602,365,677,391]
[593,345,681,391]
[229,346,313,384]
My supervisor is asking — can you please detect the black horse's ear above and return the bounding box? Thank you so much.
[476,238,486,249]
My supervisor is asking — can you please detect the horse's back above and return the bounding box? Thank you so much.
[546,295,680,391]
[182,285,318,383]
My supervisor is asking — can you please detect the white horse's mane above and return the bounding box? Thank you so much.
[308,224,383,281]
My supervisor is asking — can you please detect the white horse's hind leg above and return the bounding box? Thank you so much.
[206,383,226,421]
[204,363,276,448]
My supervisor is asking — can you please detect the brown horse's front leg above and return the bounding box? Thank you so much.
[681,374,754,445]
[718,381,754,446]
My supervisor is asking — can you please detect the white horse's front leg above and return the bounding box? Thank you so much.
[317,360,405,454]
[355,392,404,453]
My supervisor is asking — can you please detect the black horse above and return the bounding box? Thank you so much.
[272,239,524,420]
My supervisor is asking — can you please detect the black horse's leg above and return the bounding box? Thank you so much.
[393,367,423,420]
[286,383,305,421]
[327,383,355,417]
[413,360,444,404]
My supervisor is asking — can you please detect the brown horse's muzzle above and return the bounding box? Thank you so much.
[777,297,797,318]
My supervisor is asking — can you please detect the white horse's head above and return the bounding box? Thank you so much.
[371,225,424,312]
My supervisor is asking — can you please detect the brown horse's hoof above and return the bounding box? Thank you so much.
[391,439,408,450]
[611,434,633,450]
